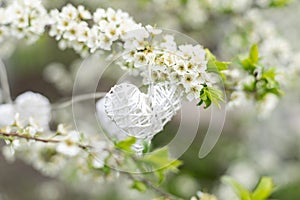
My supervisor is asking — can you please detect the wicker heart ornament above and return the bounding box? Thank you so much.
[104,82,181,141]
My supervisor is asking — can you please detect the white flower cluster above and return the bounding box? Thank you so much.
[0,91,111,177]
[225,65,281,117]
[91,7,140,50]
[2,123,111,177]
[0,91,51,129]
[222,8,299,116]
[48,4,92,57]
[242,10,292,68]
[0,1,218,103]
[119,30,211,101]
[223,8,300,77]
[49,4,140,56]
[0,0,49,44]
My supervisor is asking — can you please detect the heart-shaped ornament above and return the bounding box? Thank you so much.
[104,82,182,141]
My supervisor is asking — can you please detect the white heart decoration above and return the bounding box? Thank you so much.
[104,82,182,141]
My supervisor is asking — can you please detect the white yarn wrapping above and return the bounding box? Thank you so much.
[148,83,182,132]
[104,82,182,154]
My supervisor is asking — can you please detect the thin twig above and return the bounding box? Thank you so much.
[110,151,182,200]
[0,132,91,150]
[51,92,107,110]
[125,172,183,200]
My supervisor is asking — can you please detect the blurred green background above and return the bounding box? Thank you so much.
[1,0,300,199]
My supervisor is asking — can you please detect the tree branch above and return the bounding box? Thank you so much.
[123,171,183,200]
[0,131,91,150]
[0,131,181,199]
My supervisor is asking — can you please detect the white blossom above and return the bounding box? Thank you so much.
[145,25,162,35]
[227,91,248,108]
[90,141,109,169]
[3,0,49,43]
[257,93,279,118]
[56,131,81,157]
[0,91,51,129]
[77,5,92,20]
[15,92,51,129]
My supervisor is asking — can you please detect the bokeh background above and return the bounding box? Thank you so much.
[0,0,300,199]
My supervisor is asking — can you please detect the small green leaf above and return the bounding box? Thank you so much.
[206,49,230,75]
[142,147,182,171]
[198,86,224,109]
[115,137,136,152]
[252,177,274,200]
[240,58,254,72]
[131,180,147,192]
[261,68,276,80]
[270,0,291,7]
[215,61,231,71]
[206,50,218,72]
[140,147,182,185]
[239,44,260,73]
[155,170,165,184]
[249,44,259,64]
[208,87,224,108]
[258,68,283,98]
[222,176,251,200]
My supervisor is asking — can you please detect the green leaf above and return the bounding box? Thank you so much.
[206,49,230,74]
[142,147,182,171]
[208,87,224,108]
[249,44,259,64]
[252,177,274,200]
[206,50,218,72]
[239,44,260,73]
[198,88,211,108]
[198,86,224,109]
[131,180,147,192]
[240,58,255,72]
[115,137,136,152]
[258,68,283,98]
[261,68,276,80]
[215,61,231,71]
[205,49,230,81]
[270,0,291,7]
[222,176,251,200]
[155,169,165,184]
